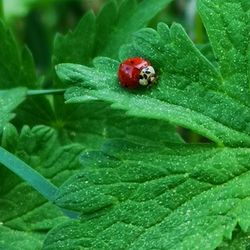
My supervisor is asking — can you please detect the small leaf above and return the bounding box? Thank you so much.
[95,0,173,58]
[53,11,96,66]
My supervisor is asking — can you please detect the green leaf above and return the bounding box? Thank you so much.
[52,98,183,147]
[43,140,250,249]
[0,21,37,88]
[0,125,84,249]
[14,92,182,149]
[0,226,45,250]
[95,0,173,58]
[0,20,54,132]
[53,11,96,66]
[0,88,27,134]
[13,94,56,130]
[53,0,173,64]
[198,0,250,103]
[49,0,181,152]
[58,12,250,147]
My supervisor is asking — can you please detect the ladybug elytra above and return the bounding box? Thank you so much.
[118,57,156,89]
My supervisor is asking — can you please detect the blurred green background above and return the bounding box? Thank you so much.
[1,0,204,74]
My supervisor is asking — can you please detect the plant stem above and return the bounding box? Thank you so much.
[27,89,66,96]
[194,13,204,43]
[0,146,58,201]
[0,147,79,218]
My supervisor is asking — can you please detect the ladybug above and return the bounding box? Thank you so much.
[118,57,156,89]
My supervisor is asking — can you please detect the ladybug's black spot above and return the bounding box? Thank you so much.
[143,74,148,79]
[139,75,143,79]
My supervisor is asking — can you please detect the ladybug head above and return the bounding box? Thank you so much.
[139,66,156,86]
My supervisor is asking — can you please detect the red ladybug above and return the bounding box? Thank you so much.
[118,57,156,89]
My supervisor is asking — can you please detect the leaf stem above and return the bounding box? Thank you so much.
[194,13,204,43]
[27,89,66,96]
[0,146,58,201]
[0,146,80,219]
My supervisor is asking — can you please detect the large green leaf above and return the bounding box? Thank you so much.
[0,88,27,134]
[56,0,250,147]
[0,125,84,249]
[43,139,250,249]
